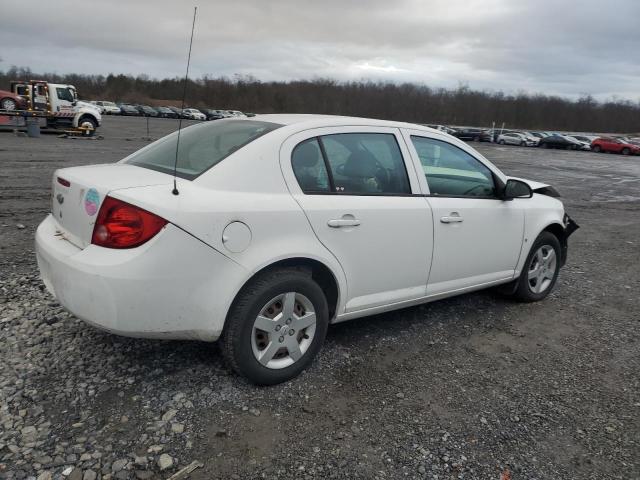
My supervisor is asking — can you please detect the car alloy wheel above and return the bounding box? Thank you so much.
[527,245,557,294]
[251,292,317,369]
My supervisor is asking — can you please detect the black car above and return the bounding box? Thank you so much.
[452,128,492,142]
[538,135,577,150]
[201,109,226,121]
[118,103,140,116]
[155,106,178,118]
[135,105,159,117]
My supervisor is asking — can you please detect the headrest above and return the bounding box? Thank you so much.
[294,142,320,168]
[343,150,378,178]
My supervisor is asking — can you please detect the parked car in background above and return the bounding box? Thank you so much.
[591,137,640,155]
[517,132,541,145]
[181,108,206,121]
[527,132,548,139]
[155,106,178,118]
[617,136,640,147]
[89,101,105,114]
[426,124,457,135]
[35,115,578,384]
[538,135,579,150]
[498,132,536,146]
[118,104,140,116]
[571,135,598,144]
[0,89,27,110]
[166,106,183,117]
[201,109,226,121]
[135,105,159,117]
[452,128,492,142]
[226,110,246,117]
[93,101,121,115]
[565,136,591,151]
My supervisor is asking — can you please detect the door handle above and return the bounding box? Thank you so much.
[440,213,464,223]
[327,218,361,228]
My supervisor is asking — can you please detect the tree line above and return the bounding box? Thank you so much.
[2,66,638,133]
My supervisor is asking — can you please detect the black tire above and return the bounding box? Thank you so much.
[473,136,480,142]
[520,141,526,146]
[621,148,630,156]
[592,145,601,153]
[540,142,548,148]
[221,268,329,385]
[511,231,561,302]
[78,116,97,136]
[499,139,505,145]
[1,97,17,110]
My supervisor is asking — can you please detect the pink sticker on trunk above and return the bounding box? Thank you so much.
[84,188,100,216]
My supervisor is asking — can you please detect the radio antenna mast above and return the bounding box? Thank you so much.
[172,6,198,196]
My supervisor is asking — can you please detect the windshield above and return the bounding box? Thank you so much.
[125,119,282,179]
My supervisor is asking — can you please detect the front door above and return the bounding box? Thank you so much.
[281,126,433,313]
[404,131,524,295]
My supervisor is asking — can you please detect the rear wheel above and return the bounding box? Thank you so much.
[221,268,329,385]
[593,145,602,153]
[511,232,561,302]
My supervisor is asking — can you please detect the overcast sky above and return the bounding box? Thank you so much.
[2,0,639,100]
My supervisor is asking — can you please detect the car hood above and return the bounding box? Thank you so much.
[507,176,549,190]
[507,176,562,197]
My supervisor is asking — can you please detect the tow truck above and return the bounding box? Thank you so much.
[0,80,102,136]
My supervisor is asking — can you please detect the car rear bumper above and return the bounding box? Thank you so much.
[35,214,247,341]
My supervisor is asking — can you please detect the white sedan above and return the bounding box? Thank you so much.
[181,108,206,121]
[497,132,537,147]
[35,115,578,384]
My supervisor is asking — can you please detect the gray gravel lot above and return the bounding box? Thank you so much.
[1,116,639,480]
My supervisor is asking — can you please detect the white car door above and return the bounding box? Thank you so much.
[402,130,525,295]
[280,126,433,313]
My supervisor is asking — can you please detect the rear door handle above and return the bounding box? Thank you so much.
[440,213,464,223]
[328,218,361,228]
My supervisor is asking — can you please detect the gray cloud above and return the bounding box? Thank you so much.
[1,0,638,100]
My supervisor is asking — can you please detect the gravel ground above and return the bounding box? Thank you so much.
[1,116,639,480]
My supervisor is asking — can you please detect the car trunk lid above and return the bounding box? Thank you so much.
[51,164,172,248]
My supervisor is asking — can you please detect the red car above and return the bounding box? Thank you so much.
[0,89,27,111]
[591,137,640,155]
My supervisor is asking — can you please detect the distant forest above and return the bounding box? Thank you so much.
[2,66,639,133]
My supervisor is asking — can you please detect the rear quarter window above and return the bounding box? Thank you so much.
[125,120,282,179]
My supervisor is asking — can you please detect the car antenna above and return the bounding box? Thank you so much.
[172,6,198,196]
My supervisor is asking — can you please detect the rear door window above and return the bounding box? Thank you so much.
[320,133,411,195]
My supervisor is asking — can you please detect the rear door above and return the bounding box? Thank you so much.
[280,126,433,313]
[402,129,524,295]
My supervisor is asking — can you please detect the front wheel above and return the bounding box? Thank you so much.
[1,98,17,110]
[78,116,97,136]
[221,268,329,385]
[592,145,602,153]
[621,148,630,156]
[511,232,561,302]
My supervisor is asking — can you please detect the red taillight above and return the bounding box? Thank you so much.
[91,196,167,249]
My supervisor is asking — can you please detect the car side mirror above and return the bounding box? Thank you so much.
[502,179,533,200]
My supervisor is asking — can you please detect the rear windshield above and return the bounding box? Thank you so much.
[125,119,281,179]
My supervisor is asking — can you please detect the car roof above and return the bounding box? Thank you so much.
[252,114,440,134]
